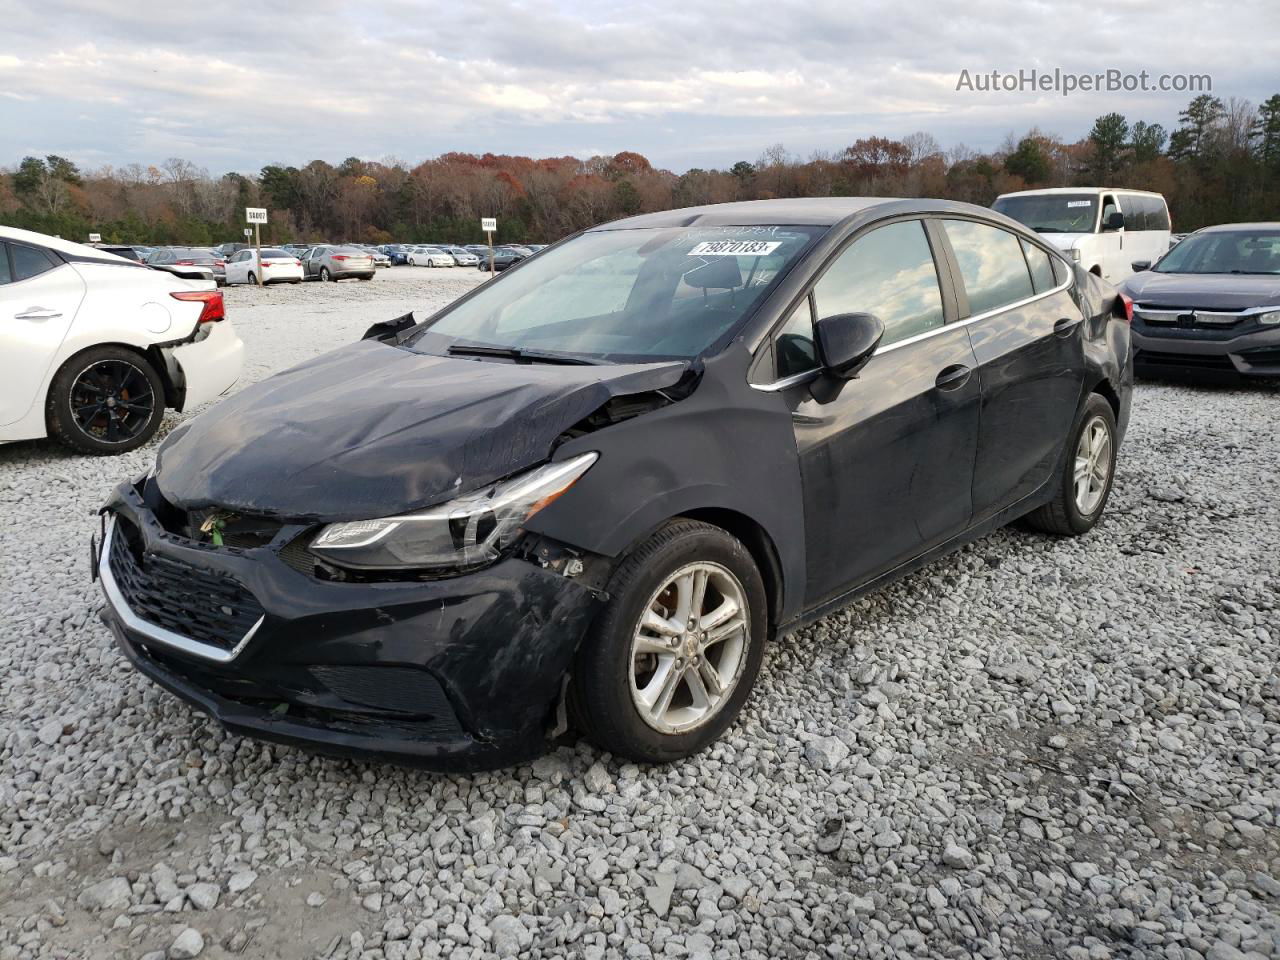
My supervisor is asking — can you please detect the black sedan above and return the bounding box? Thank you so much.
[1121,222,1280,379]
[476,247,525,272]
[94,198,1132,770]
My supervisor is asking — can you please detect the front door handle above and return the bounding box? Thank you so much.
[15,307,62,321]
[1054,316,1082,337]
[935,364,972,390]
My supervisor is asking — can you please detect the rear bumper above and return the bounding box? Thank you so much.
[1132,322,1280,379]
[167,320,244,411]
[93,481,604,770]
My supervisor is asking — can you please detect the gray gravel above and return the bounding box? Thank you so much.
[2,268,1278,959]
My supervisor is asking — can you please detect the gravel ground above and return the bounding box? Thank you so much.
[2,267,1278,960]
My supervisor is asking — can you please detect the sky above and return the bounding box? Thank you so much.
[1,0,1277,175]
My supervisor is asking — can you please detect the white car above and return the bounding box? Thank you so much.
[224,247,304,285]
[0,226,245,455]
[992,187,1172,283]
[407,246,455,267]
[442,246,480,266]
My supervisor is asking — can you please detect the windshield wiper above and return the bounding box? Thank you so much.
[446,343,606,365]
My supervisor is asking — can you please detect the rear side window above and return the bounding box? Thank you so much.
[0,244,12,284]
[1020,239,1057,294]
[813,219,944,347]
[1147,196,1171,231]
[943,220,1035,315]
[11,243,59,281]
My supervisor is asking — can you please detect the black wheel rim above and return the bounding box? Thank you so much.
[69,360,155,444]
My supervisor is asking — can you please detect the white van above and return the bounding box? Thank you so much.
[992,188,1172,283]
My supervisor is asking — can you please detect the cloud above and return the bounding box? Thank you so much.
[0,0,1276,172]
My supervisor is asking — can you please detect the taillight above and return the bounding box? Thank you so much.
[1117,293,1134,324]
[171,290,225,324]
[215,260,225,266]
[332,255,349,261]
[294,259,302,266]
[261,261,271,267]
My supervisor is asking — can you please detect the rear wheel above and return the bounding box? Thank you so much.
[1025,394,1117,536]
[569,520,768,763]
[247,272,257,285]
[320,266,332,281]
[47,346,165,455]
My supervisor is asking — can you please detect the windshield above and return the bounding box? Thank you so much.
[1155,229,1280,275]
[413,225,824,361]
[993,194,1098,234]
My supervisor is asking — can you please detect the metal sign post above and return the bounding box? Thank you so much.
[481,217,497,276]
[246,208,268,287]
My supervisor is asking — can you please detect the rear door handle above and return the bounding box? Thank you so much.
[935,364,972,390]
[1054,316,1082,337]
[15,307,62,321]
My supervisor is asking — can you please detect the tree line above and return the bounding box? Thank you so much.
[2,94,1276,247]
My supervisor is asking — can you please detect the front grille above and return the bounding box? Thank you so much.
[109,522,264,652]
[1133,350,1235,370]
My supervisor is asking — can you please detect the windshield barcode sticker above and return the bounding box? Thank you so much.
[687,240,782,257]
[1066,200,1092,207]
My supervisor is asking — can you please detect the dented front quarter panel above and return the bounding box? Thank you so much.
[525,342,808,622]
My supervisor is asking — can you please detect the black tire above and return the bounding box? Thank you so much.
[247,272,257,285]
[1025,393,1118,536]
[569,519,769,763]
[320,267,332,282]
[46,346,165,455]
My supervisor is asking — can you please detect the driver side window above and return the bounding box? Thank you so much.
[1100,196,1119,231]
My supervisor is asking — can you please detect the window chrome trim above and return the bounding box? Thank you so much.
[98,516,263,664]
[749,267,1074,389]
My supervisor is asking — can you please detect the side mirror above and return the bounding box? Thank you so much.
[1104,212,1125,231]
[1131,260,1152,273]
[815,312,885,379]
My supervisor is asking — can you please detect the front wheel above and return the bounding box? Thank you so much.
[1025,394,1118,536]
[569,520,768,763]
[319,267,331,282]
[46,346,165,455]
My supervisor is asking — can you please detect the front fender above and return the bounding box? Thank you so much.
[524,343,808,622]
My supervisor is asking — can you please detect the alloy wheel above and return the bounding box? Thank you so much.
[68,359,155,445]
[1073,415,1112,514]
[629,562,750,734]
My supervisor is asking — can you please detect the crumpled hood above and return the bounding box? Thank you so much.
[154,339,689,521]
[1119,271,1280,310]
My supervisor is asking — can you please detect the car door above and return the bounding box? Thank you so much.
[1096,193,1125,281]
[937,219,1086,521]
[0,241,85,427]
[765,218,981,606]
[224,251,241,284]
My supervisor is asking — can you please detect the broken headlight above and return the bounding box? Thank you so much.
[308,453,598,570]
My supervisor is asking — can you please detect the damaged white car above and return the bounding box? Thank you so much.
[0,226,244,454]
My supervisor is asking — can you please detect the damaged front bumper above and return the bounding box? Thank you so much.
[93,479,606,771]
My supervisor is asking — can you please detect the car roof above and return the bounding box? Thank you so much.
[996,187,1166,198]
[591,197,998,229]
[0,225,137,263]
[1193,222,1280,233]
